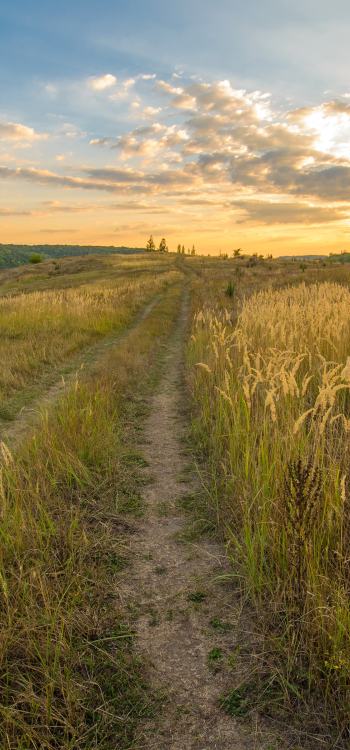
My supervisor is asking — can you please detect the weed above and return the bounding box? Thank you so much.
[220,686,250,717]
[210,617,233,632]
[225,280,235,297]
[155,565,167,575]
[188,590,207,603]
[208,647,223,662]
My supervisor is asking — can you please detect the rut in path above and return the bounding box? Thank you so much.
[0,295,160,449]
[128,292,257,750]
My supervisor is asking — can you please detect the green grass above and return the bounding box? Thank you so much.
[187,591,207,603]
[209,617,233,633]
[208,647,223,663]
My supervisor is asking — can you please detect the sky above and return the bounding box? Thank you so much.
[1,0,350,255]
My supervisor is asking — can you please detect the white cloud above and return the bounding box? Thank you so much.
[88,73,117,91]
[156,80,184,96]
[0,121,47,142]
[142,106,162,118]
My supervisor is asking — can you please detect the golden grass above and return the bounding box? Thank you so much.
[0,269,181,405]
[189,279,350,731]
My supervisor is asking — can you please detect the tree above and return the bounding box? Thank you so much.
[181,245,185,255]
[146,235,156,252]
[158,237,168,253]
[177,244,181,254]
[191,245,196,256]
[233,248,241,257]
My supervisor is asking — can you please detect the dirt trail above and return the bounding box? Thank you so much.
[0,295,160,449]
[128,292,256,749]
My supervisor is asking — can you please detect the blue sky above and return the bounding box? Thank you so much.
[1,1,350,253]
[2,0,350,104]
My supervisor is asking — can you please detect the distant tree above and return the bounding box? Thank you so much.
[158,238,168,253]
[233,248,241,257]
[191,245,196,256]
[146,235,156,252]
[177,244,182,254]
[29,253,43,264]
[181,245,185,255]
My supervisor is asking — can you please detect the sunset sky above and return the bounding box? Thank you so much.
[1,1,350,255]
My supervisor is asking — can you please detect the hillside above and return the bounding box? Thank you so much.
[0,243,146,269]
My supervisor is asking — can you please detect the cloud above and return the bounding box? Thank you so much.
[156,80,184,96]
[0,121,47,142]
[142,106,162,118]
[88,73,117,91]
[0,165,120,193]
[0,207,32,216]
[0,163,196,195]
[39,200,93,213]
[294,165,350,201]
[234,200,348,224]
[5,75,350,232]
[109,202,170,213]
[38,228,78,233]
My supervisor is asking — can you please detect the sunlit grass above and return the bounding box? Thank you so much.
[0,268,181,406]
[0,279,182,749]
[189,279,350,728]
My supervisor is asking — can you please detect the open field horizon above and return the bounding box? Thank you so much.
[2,1,350,747]
[0,250,348,748]
[2,3,350,254]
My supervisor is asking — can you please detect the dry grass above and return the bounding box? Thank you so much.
[0,268,181,407]
[189,278,350,740]
[0,278,183,749]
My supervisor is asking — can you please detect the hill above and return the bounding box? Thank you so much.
[0,243,145,269]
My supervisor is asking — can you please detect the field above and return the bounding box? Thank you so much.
[0,251,350,749]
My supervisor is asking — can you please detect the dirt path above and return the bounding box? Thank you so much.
[127,292,258,749]
[0,295,160,449]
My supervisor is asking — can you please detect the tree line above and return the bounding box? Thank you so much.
[146,236,196,255]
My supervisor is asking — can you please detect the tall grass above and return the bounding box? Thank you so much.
[0,283,182,749]
[0,270,180,405]
[189,281,350,730]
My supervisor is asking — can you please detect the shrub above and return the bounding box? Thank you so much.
[29,252,43,264]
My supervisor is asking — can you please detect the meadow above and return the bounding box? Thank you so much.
[0,250,350,748]
[189,259,350,738]
[0,254,181,421]
[0,252,183,748]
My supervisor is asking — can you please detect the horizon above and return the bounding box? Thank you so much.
[1,1,350,255]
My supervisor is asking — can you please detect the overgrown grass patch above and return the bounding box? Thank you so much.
[0,281,183,749]
[188,279,350,743]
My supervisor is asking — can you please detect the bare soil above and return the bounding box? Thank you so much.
[126,292,268,749]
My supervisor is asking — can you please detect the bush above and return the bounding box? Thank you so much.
[29,253,43,264]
